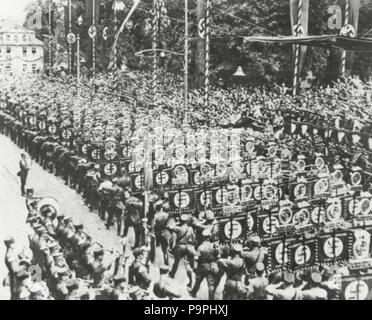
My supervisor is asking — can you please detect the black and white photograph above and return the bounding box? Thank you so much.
[1,0,372,303]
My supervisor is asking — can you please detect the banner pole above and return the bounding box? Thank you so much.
[341,0,350,78]
[203,0,211,110]
[292,0,303,96]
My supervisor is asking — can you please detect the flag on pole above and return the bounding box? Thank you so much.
[339,0,360,74]
[289,0,310,94]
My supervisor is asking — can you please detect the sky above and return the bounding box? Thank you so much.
[0,0,31,24]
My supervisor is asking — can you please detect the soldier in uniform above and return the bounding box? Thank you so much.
[88,248,114,288]
[246,262,268,300]
[53,266,70,300]
[128,247,152,290]
[265,271,302,300]
[109,274,129,300]
[218,243,247,300]
[4,237,20,300]
[123,192,144,248]
[153,200,171,265]
[167,214,196,288]
[153,265,181,300]
[241,235,268,280]
[189,229,221,300]
[15,269,32,300]
[300,272,328,300]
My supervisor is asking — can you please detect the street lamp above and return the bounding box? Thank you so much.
[233,65,246,104]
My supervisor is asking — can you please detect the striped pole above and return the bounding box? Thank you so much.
[203,0,211,109]
[341,0,350,77]
[49,0,53,69]
[68,0,72,73]
[292,0,303,96]
[114,0,118,70]
[92,0,96,78]
[152,0,159,107]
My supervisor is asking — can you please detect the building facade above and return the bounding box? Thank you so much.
[0,25,45,75]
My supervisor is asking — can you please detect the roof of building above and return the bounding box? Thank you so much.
[0,24,45,47]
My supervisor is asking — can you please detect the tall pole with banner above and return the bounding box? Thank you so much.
[203,0,211,110]
[152,0,159,108]
[68,0,72,73]
[341,0,350,77]
[48,0,53,69]
[292,0,303,96]
[184,0,189,123]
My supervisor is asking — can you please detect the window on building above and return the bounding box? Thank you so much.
[32,47,36,54]
[0,64,3,73]
[23,64,27,73]
[32,64,37,73]
[22,47,27,56]
[22,35,27,42]
[14,35,18,42]
[6,64,11,72]
[6,47,11,54]
[6,34,10,41]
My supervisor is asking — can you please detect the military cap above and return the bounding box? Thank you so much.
[159,265,170,274]
[231,243,243,253]
[94,248,104,256]
[74,224,84,230]
[155,200,164,207]
[29,284,43,294]
[180,213,189,222]
[202,229,212,238]
[48,241,59,249]
[132,247,145,258]
[17,270,30,280]
[113,274,126,284]
[310,272,322,284]
[128,286,141,297]
[55,266,69,275]
[63,216,73,223]
[66,279,79,291]
[283,271,295,284]
[52,251,64,258]
[205,210,215,221]
[56,214,65,220]
[19,259,31,268]
[255,262,265,273]
[249,235,261,245]
[4,236,15,246]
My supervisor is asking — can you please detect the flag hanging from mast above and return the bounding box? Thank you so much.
[339,0,360,76]
[289,0,310,95]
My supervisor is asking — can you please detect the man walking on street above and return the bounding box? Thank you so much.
[18,153,30,196]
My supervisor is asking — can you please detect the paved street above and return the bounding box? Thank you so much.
[0,134,220,300]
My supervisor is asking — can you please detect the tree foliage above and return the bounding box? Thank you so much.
[23,0,372,86]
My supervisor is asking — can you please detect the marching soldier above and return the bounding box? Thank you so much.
[153,200,171,265]
[218,243,247,300]
[123,191,144,248]
[153,265,181,300]
[128,247,152,290]
[4,238,21,300]
[265,271,302,300]
[300,272,328,300]
[189,229,221,300]
[167,214,196,288]
[246,262,268,300]
[241,235,267,280]
[109,274,129,300]
[88,248,115,288]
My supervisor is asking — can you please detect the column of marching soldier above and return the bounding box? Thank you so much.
[1,112,346,300]
[2,74,372,300]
